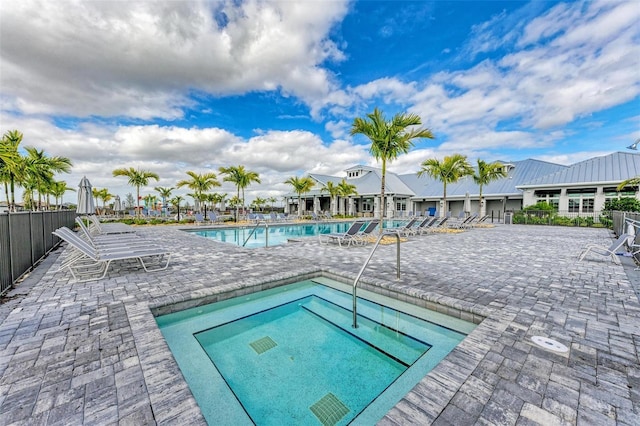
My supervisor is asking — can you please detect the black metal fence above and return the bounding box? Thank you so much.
[0,210,76,296]
[511,210,606,226]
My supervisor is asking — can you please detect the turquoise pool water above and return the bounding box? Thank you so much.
[185,220,407,248]
[156,277,475,425]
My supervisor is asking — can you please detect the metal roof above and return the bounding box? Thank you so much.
[287,153,637,200]
[402,158,568,200]
[518,152,640,188]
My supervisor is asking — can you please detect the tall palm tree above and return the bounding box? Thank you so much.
[337,179,358,216]
[0,130,25,211]
[350,107,434,223]
[176,171,219,213]
[112,167,160,217]
[473,159,507,216]
[23,147,72,210]
[320,180,341,215]
[1,132,21,209]
[284,176,315,217]
[219,165,261,221]
[154,186,174,216]
[418,154,474,217]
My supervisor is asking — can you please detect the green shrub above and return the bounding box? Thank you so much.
[603,197,640,212]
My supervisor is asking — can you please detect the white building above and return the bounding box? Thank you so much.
[285,152,640,218]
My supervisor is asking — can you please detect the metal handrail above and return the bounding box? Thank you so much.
[242,221,269,247]
[352,231,401,328]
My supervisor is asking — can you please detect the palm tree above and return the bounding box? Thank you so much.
[219,165,261,221]
[49,180,74,210]
[210,192,227,212]
[154,186,174,216]
[169,195,184,220]
[112,167,160,217]
[0,130,25,211]
[351,107,434,223]
[472,160,507,216]
[23,147,72,210]
[320,180,341,215]
[95,188,112,215]
[617,177,640,192]
[337,179,358,216]
[176,171,219,214]
[284,176,315,217]
[418,154,474,217]
[268,196,277,211]
[251,197,267,212]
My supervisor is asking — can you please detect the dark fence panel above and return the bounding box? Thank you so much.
[0,216,10,294]
[0,210,76,296]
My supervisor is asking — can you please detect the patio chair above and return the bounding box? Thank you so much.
[53,227,171,282]
[318,220,366,247]
[387,218,419,237]
[421,216,448,233]
[410,217,438,235]
[75,218,155,251]
[353,220,380,244]
[578,233,631,265]
[87,215,136,234]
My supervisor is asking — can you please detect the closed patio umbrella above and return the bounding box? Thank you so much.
[464,192,471,216]
[76,176,95,215]
[113,195,122,217]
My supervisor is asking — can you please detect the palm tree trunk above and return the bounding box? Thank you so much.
[9,176,15,211]
[3,182,8,208]
[379,159,386,233]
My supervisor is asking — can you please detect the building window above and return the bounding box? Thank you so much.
[568,198,580,213]
[534,190,560,210]
[567,188,596,213]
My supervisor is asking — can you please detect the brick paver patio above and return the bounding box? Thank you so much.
[1,223,638,425]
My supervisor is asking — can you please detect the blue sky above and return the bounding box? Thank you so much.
[1,0,639,204]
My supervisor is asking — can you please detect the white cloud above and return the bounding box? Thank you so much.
[1,113,369,203]
[0,0,349,119]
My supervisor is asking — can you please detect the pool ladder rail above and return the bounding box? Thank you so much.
[352,232,401,328]
[242,221,269,247]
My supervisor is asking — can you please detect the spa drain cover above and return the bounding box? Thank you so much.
[249,336,277,354]
[531,336,568,353]
[310,393,350,426]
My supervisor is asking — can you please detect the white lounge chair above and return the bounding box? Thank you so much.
[53,227,171,282]
[578,233,631,265]
[319,220,365,247]
[87,215,135,234]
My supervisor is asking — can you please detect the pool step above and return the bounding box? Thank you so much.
[300,298,429,366]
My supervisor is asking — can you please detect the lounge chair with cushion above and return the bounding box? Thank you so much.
[53,227,171,282]
[318,220,366,247]
[578,233,632,265]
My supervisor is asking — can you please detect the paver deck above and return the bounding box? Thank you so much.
[1,223,638,425]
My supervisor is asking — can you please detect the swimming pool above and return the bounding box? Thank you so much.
[185,220,407,248]
[156,277,475,425]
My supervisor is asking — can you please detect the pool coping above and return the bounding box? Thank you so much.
[126,266,515,424]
